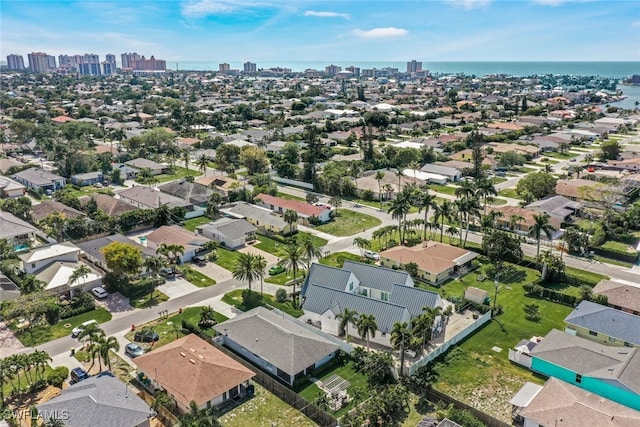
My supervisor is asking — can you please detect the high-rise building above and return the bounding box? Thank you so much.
[6,54,25,70]
[121,52,140,69]
[105,54,116,65]
[102,54,117,75]
[76,53,101,75]
[27,52,55,73]
[406,60,422,73]
[58,54,74,68]
[243,61,256,73]
[219,63,230,72]
[325,64,342,76]
[129,55,166,71]
[346,66,360,77]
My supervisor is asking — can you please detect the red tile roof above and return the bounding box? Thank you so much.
[256,193,329,217]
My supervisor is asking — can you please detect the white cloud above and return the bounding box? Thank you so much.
[632,21,640,28]
[532,0,595,6]
[181,0,265,17]
[351,27,408,39]
[446,0,491,9]
[303,11,350,19]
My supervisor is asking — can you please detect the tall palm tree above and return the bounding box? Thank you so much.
[143,255,166,299]
[336,307,358,342]
[353,237,372,258]
[411,313,433,352]
[99,336,120,371]
[416,190,437,241]
[32,350,51,382]
[350,161,362,198]
[454,179,476,200]
[253,254,267,295]
[408,161,420,183]
[281,239,306,308]
[374,170,385,209]
[387,196,411,245]
[509,214,525,235]
[530,213,556,256]
[391,322,412,376]
[476,179,498,215]
[232,252,259,292]
[356,314,377,350]
[206,191,223,218]
[395,168,404,193]
[197,154,209,176]
[69,264,91,287]
[300,233,323,268]
[77,322,105,344]
[283,209,298,235]
[383,183,394,202]
[435,200,455,243]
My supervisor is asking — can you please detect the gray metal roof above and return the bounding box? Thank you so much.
[302,284,410,333]
[198,218,257,241]
[301,263,353,296]
[565,301,640,346]
[420,164,461,176]
[13,167,65,186]
[389,284,442,317]
[38,372,152,427]
[158,180,213,205]
[224,202,287,228]
[342,260,411,292]
[214,307,340,376]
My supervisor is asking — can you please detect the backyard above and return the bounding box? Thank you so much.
[254,233,328,258]
[152,166,201,183]
[182,216,212,232]
[315,209,382,236]
[221,289,303,318]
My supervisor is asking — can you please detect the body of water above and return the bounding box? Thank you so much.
[608,84,640,110]
[170,61,639,79]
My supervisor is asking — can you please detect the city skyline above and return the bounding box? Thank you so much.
[1,0,639,63]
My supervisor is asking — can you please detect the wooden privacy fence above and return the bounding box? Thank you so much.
[426,386,512,427]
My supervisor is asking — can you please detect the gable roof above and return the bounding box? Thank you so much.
[125,158,164,170]
[520,377,640,427]
[342,260,411,292]
[13,167,64,185]
[133,334,255,408]
[256,193,330,218]
[80,193,138,217]
[214,307,341,376]
[565,301,640,346]
[389,284,441,317]
[117,186,188,209]
[0,211,40,240]
[592,280,640,314]
[35,261,101,292]
[75,234,155,265]
[18,242,80,264]
[301,262,353,296]
[38,372,152,427]
[197,218,256,241]
[31,200,86,223]
[223,202,287,229]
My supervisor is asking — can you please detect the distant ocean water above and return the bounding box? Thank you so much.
[170,61,639,79]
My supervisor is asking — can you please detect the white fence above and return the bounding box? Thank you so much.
[408,311,492,376]
[508,350,532,369]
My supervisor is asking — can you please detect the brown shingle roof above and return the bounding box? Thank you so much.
[31,201,85,223]
[380,241,475,275]
[80,193,138,217]
[133,334,255,408]
[593,280,640,314]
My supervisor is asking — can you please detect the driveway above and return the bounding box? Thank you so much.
[96,292,135,316]
[191,262,233,282]
[157,277,199,299]
[0,321,26,358]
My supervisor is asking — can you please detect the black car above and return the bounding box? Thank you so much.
[134,330,160,343]
[70,367,89,384]
[193,255,206,266]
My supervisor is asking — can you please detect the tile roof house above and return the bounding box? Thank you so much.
[145,225,210,263]
[30,200,86,224]
[564,300,640,348]
[214,307,345,386]
[133,334,255,412]
[38,372,154,427]
[196,218,256,249]
[301,260,443,347]
[13,167,66,193]
[516,377,640,427]
[592,280,640,315]
[255,193,332,224]
[487,205,563,238]
[554,179,621,207]
[530,329,640,411]
[194,175,241,198]
[379,241,478,285]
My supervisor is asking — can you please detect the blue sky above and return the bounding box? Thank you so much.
[1,0,639,64]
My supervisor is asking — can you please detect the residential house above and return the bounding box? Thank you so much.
[0,176,26,198]
[117,186,199,218]
[38,372,154,427]
[592,280,640,315]
[145,225,210,264]
[158,180,212,208]
[525,195,582,223]
[79,193,138,217]
[222,202,293,235]
[564,300,640,348]
[254,193,332,225]
[75,234,155,272]
[419,164,462,182]
[69,171,104,187]
[488,206,563,238]
[606,158,640,172]
[194,175,241,199]
[13,168,66,193]
[133,334,255,413]
[196,218,256,249]
[0,274,20,302]
[214,307,345,386]
[18,242,80,274]
[112,163,141,180]
[30,200,86,224]
[485,142,540,158]
[353,171,415,201]
[530,329,640,411]
[379,241,479,285]
[300,261,444,347]
[125,158,165,175]
[555,179,609,205]
[0,211,43,248]
[516,378,640,427]
[0,158,25,174]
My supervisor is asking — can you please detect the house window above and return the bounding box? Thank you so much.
[349,282,353,291]
[361,289,367,297]
[31,263,36,269]
[575,374,582,383]
[608,337,616,343]
[381,292,389,301]
[588,330,597,336]
[624,342,633,348]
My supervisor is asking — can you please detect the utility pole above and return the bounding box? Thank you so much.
[493,272,501,315]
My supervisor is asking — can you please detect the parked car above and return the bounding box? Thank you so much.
[134,330,160,343]
[159,268,175,277]
[72,320,98,338]
[93,182,103,188]
[193,255,206,266]
[92,287,108,299]
[125,343,145,358]
[364,250,380,261]
[269,264,285,275]
[70,367,89,384]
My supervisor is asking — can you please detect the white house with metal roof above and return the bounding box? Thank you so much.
[18,242,81,274]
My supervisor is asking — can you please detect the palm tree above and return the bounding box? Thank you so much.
[19,274,44,294]
[41,211,66,241]
[328,195,342,217]
[99,335,120,371]
[283,209,298,235]
[446,225,459,244]
[281,239,306,308]
[356,314,377,350]
[69,264,91,287]
[390,322,412,376]
[336,307,358,342]
[408,161,420,183]
[374,170,385,209]
[435,200,455,243]
[387,196,411,244]
[232,252,259,292]
[143,255,166,299]
[77,322,105,344]
[349,161,362,199]
[531,213,556,256]
[353,237,372,258]
[454,179,476,200]
[179,400,221,427]
[395,168,404,193]
[411,313,433,352]
[197,154,209,176]
[383,183,394,202]
[509,214,525,235]
[31,350,51,382]
[416,189,437,241]
[300,233,323,268]
[206,191,223,218]
[253,254,267,295]
[476,179,498,215]
[182,148,191,170]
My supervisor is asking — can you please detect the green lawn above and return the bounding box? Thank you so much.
[490,177,508,185]
[514,166,539,173]
[427,262,573,421]
[182,216,212,232]
[315,210,382,236]
[600,239,638,254]
[14,308,112,347]
[215,247,242,271]
[429,184,458,196]
[488,197,508,206]
[180,266,217,287]
[254,233,328,258]
[265,270,306,286]
[219,383,316,427]
[593,255,634,268]
[498,188,521,199]
[297,359,369,418]
[62,185,115,198]
[222,289,303,318]
[152,166,201,183]
[130,290,170,309]
[564,265,608,286]
[124,306,228,348]
[319,252,362,268]
[2,365,54,397]
[276,191,306,202]
[544,151,579,159]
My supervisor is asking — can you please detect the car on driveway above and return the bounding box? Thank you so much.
[193,255,207,266]
[92,287,109,299]
[125,343,145,358]
[134,330,160,343]
[364,250,380,261]
[70,367,89,384]
[72,319,98,338]
[269,264,285,275]
[160,268,175,278]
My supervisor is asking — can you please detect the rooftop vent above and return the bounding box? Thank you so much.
[189,359,196,364]
[180,352,186,357]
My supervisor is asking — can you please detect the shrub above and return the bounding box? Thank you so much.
[275,288,288,303]
[524,303,541,322]
[47,366,69,388]
[241,289,263,310]
[181,320,201,336]
[44,303,60,325]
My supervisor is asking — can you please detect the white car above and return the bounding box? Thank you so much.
[364,250,380,261]
[92,287,108,299]
[71,320,98,338]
